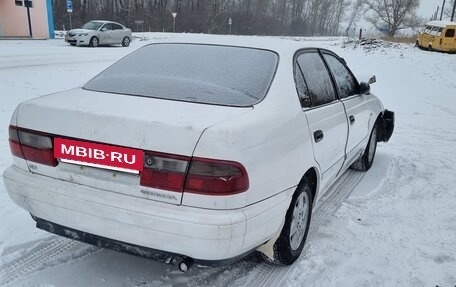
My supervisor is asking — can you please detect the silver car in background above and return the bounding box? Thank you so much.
[65,20,132,47]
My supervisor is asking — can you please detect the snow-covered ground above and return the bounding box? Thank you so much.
[0,34,455,287]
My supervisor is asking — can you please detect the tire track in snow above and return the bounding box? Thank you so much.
[0,236,91,286]
[237,170,365,287]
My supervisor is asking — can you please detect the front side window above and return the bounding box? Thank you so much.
[323,53,359,99]
[437,28,443,36]
[430,27,440,36]
[296,52,336,107]
[101,24,112,31]
[84,44,279,107]
[445,29,455,38]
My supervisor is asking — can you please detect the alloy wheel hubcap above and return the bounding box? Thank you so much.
[290,192,309,250]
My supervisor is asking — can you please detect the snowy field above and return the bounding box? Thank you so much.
[0,34,455,286]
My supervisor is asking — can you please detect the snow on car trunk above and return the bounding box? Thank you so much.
[14,88,251,204]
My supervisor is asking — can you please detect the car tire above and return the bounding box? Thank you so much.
[70,43,76,46]
[268,180,313,265]
[89,37,99,48]
[122,37,131,47]
[351,123,378,171]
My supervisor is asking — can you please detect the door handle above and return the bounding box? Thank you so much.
[314,130,324,143]
[349,115,355,125]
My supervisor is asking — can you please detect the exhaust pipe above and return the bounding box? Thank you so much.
[177,257,194,272]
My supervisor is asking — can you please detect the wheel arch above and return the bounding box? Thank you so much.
[296,167,319,207]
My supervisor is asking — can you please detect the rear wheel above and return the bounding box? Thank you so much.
[270,180,313,265]
[122,37,131,47]
[89,37,99,47]
[351,124,377,171]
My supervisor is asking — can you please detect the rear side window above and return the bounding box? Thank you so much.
[84,44,278,107]
[294,64,311,107]
[445,29,455,38]
[323,53,359,99]
[112,24,123,30]
[296,52,336,107]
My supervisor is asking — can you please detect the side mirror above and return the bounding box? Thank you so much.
[101,27,107,32]
[368,75,376,85]
[359,82,371,95]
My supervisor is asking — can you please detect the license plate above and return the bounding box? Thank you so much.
[54,138,143,174]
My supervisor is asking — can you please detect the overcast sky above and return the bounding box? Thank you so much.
[419,0,452,19]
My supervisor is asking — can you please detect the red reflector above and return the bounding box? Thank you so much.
[184,158,248,196]
[21,145,57,166]
[140,168,187,192]
[9,140,24,159]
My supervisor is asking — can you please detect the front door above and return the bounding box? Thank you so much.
[111,23,124,44]
[321,52,371,166]
[99,23,113,44]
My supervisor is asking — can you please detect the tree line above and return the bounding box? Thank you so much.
[53,0,351,36]
[53,0,424,37]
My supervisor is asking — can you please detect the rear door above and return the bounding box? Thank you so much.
[295,50,348,190]
[111,23,124,44]
[321,52,370,165]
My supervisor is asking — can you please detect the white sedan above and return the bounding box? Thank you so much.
[3,38,394,270]
[65,20,132,47]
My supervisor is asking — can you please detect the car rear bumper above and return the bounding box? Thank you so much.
[3,166,291,261]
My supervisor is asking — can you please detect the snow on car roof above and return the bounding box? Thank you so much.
[426,20,456,28]
[89,20,125,26]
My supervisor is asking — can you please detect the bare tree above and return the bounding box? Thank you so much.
[52,0,354,36]
[360,0,420,36]
[444,0,456,20]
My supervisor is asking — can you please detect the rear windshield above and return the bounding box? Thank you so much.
[84,44,279,106]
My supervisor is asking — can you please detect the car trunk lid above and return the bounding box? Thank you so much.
[15,88,252,204]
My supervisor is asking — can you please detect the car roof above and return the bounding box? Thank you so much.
[146,35,330,56]
[426,20,456,28]
[89,20,124,26]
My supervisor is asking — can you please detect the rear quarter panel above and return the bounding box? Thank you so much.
[184,51,319,209]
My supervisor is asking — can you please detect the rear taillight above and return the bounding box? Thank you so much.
[185,158,249,196]
[140,152,190,192]
[140,153,249,196]
[8,126,23,158]
[9,125,57,166]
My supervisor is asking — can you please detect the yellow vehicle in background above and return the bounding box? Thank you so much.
[416,21,456,53]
